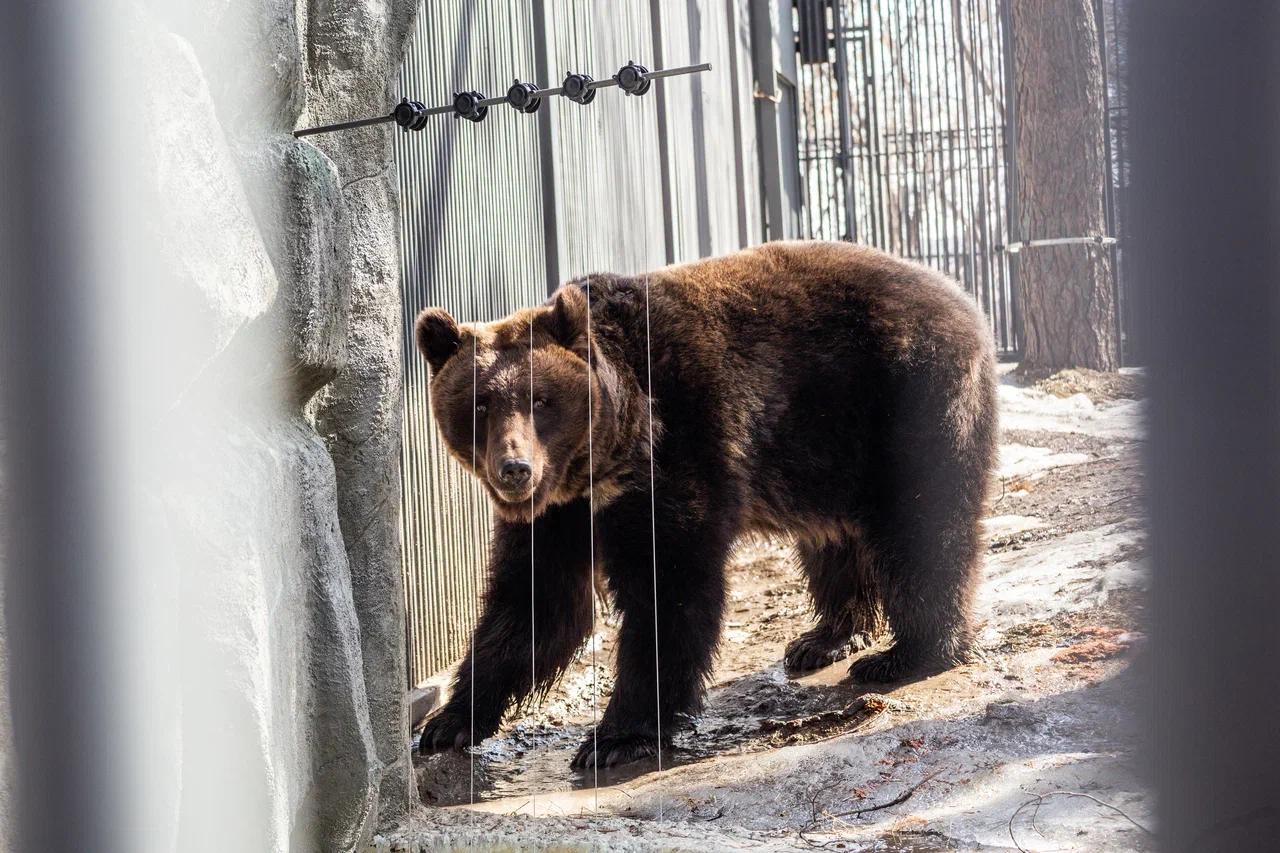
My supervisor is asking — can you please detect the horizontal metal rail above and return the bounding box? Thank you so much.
[293,61,712,138]
[1001,236,1119,253]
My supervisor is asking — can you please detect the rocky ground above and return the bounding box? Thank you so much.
[382,365,1152,852]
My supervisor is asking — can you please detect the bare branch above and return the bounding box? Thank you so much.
[1007,790,1154,853]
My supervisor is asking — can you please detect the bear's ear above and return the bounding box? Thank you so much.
[542,283,589,352]
[415,307,462,374]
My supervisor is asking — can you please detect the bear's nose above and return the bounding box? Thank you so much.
[498,458,533,487]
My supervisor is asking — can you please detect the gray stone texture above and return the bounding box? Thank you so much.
[110,0,417,849]
[306,0,422,826]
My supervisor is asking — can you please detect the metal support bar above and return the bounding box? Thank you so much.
[751,0,786,242]
[294,114,397,137]
[1093,0,1124,365]
[999,0,1023,352]
[1001,236,1118,253]
[650,4,677,264]
[832,0,857,242]
[292,62,713,138]
[531,0,561,297]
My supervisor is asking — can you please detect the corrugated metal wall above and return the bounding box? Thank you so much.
[394,1,761,686]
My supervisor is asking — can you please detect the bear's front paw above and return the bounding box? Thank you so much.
[571,731,661,769]
[784,627,853,673]
[418,708,476,753]
[847,650,907,684]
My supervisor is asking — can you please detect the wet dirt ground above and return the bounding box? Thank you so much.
[389,367,1151,852]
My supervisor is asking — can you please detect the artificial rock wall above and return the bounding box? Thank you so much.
[127,0,419,849]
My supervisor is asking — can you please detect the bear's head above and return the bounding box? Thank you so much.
[415,284,627,523]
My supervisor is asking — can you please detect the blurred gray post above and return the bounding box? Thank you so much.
[1133,2,1280,850]
[0,0,122,851]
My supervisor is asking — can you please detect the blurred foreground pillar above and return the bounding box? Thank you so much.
[0,0,122,850]
[1133,2,1280,850]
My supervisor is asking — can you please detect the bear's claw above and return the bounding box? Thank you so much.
[571,732,661,770]
[847,650,906,684]
[784,633,852,673]
[784,624,878,673]
[418,709,473,753]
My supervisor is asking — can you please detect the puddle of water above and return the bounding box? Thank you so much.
[416,672,890,807]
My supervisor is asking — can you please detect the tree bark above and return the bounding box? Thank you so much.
[1010,0,1119,371]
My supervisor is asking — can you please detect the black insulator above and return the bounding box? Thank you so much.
[393,98,431,131]
[506,79,542,114]
[562,72,597,105]
[615,60,652,96]
[452,91,488,123]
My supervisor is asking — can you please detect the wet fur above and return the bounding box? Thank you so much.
[416,240,998,768]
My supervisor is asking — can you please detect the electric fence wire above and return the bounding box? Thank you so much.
[643,270,663,822]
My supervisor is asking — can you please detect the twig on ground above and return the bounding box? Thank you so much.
[797,770,943,848]
[805,781,841,825]
[1008,791,1154,853]
[826,770,942,819]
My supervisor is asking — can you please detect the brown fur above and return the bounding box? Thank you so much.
[415,240,999,767]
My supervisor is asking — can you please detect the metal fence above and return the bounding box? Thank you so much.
[394,0,762,686]
[794,0,1019,353]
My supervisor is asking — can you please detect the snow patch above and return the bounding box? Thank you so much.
[983,514,1045,539]
[999,383,1146,440]
[979,522,1147,625]
[1000,444,1092,480]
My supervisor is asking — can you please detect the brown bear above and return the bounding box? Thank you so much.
[415,240,997,768]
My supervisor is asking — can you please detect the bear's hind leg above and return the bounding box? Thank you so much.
[784,538,885,673]
[848,389,990,684]
[848,503,983,684]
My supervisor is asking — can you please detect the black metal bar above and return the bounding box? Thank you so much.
[751,0,786,241]
[650,7,677,264]
[999,0,1023,353]
[644,62,715,82]
[1094,0,1123,365]
[294,113,398,137]
[531,0,561,297]
[833,0,857,241]
[725,0,751,247]
[292,62,712,138]
[861,0,886,248]
[920,0,949,278]
[981,0,1013,350]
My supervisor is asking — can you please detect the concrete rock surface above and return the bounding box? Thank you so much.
[109,0,419,850]
[306,0,422,827]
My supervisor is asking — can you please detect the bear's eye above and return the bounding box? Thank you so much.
[534,398,547,410]
[475,403,487,415]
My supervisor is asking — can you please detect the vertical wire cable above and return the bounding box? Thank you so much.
[469,325,478,848]
[529,311,536,820]
[643,271,663,821]
[586,278,600,810]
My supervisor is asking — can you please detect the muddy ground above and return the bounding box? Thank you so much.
[385,366,1151,852]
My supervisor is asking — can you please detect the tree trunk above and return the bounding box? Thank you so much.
[1010,0,1119,371]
